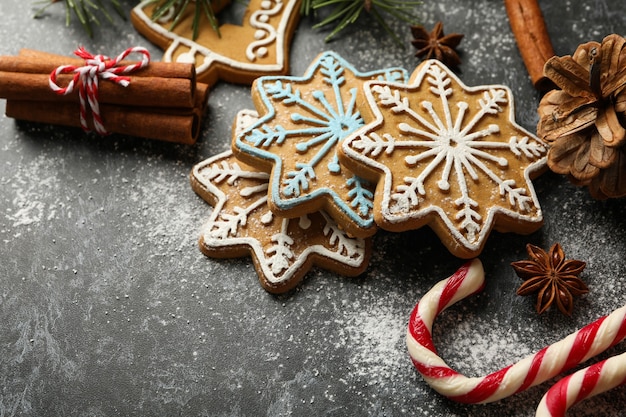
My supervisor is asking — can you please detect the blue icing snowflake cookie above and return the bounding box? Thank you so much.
[233,51,408,238]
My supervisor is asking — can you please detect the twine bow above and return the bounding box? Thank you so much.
[48,46,151,135]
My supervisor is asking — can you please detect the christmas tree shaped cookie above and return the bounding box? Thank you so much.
[232,51,408,238]
[190,110,371,293]
[340,60,548,258]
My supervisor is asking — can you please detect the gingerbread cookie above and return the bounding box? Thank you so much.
[232,51,408,238]
[339,59,547,258]
[190,110,371,293]
[131,0,301,87]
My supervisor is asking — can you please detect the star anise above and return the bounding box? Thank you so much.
[511,243,588,316]
[537,34,626,199]
[410,22,464,68]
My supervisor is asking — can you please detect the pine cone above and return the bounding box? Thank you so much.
[537,34,626,199]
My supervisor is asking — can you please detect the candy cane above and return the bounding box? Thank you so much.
[406,258,626,404]
[535,351,626,416]
[48,46,150,135]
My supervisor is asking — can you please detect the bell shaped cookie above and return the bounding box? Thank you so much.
[131,0,301,86]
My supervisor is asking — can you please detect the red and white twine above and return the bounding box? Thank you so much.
[406,259,626,404]
[48,46,150,135]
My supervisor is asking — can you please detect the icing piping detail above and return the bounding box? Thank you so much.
[195,151,367,283]
[246,0,284,61]
[235,51,409,234]
[342,59,547,252]
[132,0,300,79]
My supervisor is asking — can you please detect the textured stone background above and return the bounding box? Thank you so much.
[1,0,625,415]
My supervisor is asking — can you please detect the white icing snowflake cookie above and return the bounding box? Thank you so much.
[190,111,371,293]
[232,51,408,239]
[339,60,548,258]
[131,0,301,86]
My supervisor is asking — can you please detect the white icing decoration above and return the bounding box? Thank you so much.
[321,212,362,258]
[342,60,547,254]
[246,0,283,62]
[192,147,368,287]
[156,2,177,22]
[240,183,269,197]
[198,157,269,238]
[191,110,368,287]
[260,210,274,224]
[132,0,298,76]
[298,215,311,229]
[235,109,261,136]
[266,218,295,275]
[369,68,536,222]
[176,51,197,64]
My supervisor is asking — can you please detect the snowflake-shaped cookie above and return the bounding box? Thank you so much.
[340,60,548,258]
[191,112,371,293]
[233,51,408,238]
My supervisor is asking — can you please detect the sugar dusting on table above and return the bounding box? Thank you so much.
[4,153,64,230]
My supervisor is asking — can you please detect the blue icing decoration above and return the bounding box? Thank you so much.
[283,162,315,197]
[247,125,288,147]
[377,69,407,83]
[327,154,341,173]
[347,176,374,216]
[234,51,409,233]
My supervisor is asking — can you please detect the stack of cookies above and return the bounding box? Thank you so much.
[190,51,548,293]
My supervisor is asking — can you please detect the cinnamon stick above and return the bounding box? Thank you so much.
[504,0,556,91]
[0,70,195,108]
[194,82,210,114]
[0,48,208,144]
[14,49,196,83]
[6,99,201,144]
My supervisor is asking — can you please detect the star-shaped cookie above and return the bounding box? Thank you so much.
[190,110,371,293]
[232,51,408,238]
[340,60,548,258]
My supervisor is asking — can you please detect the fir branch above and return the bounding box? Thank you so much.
[148,0,221,39]
[35,0,420,45]
[302,0,421,42]
[34,0,125,37]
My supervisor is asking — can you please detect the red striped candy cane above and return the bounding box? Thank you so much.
[48,46,150,135]
[535,351,626,416]
[406,258,626,404]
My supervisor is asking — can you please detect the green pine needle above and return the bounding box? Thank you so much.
[34,0,419,44]
[303,0,421,42]
[34,0,125,37]
[147,0,221,40]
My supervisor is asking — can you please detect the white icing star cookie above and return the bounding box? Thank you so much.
[340,60,548,258]
[190,110,371,293]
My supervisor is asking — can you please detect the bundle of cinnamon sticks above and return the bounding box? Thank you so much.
[0,49,209,144]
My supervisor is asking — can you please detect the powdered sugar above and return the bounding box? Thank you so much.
[4,153,65,231]
[125,165,202,254]
[341,295,409,384]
